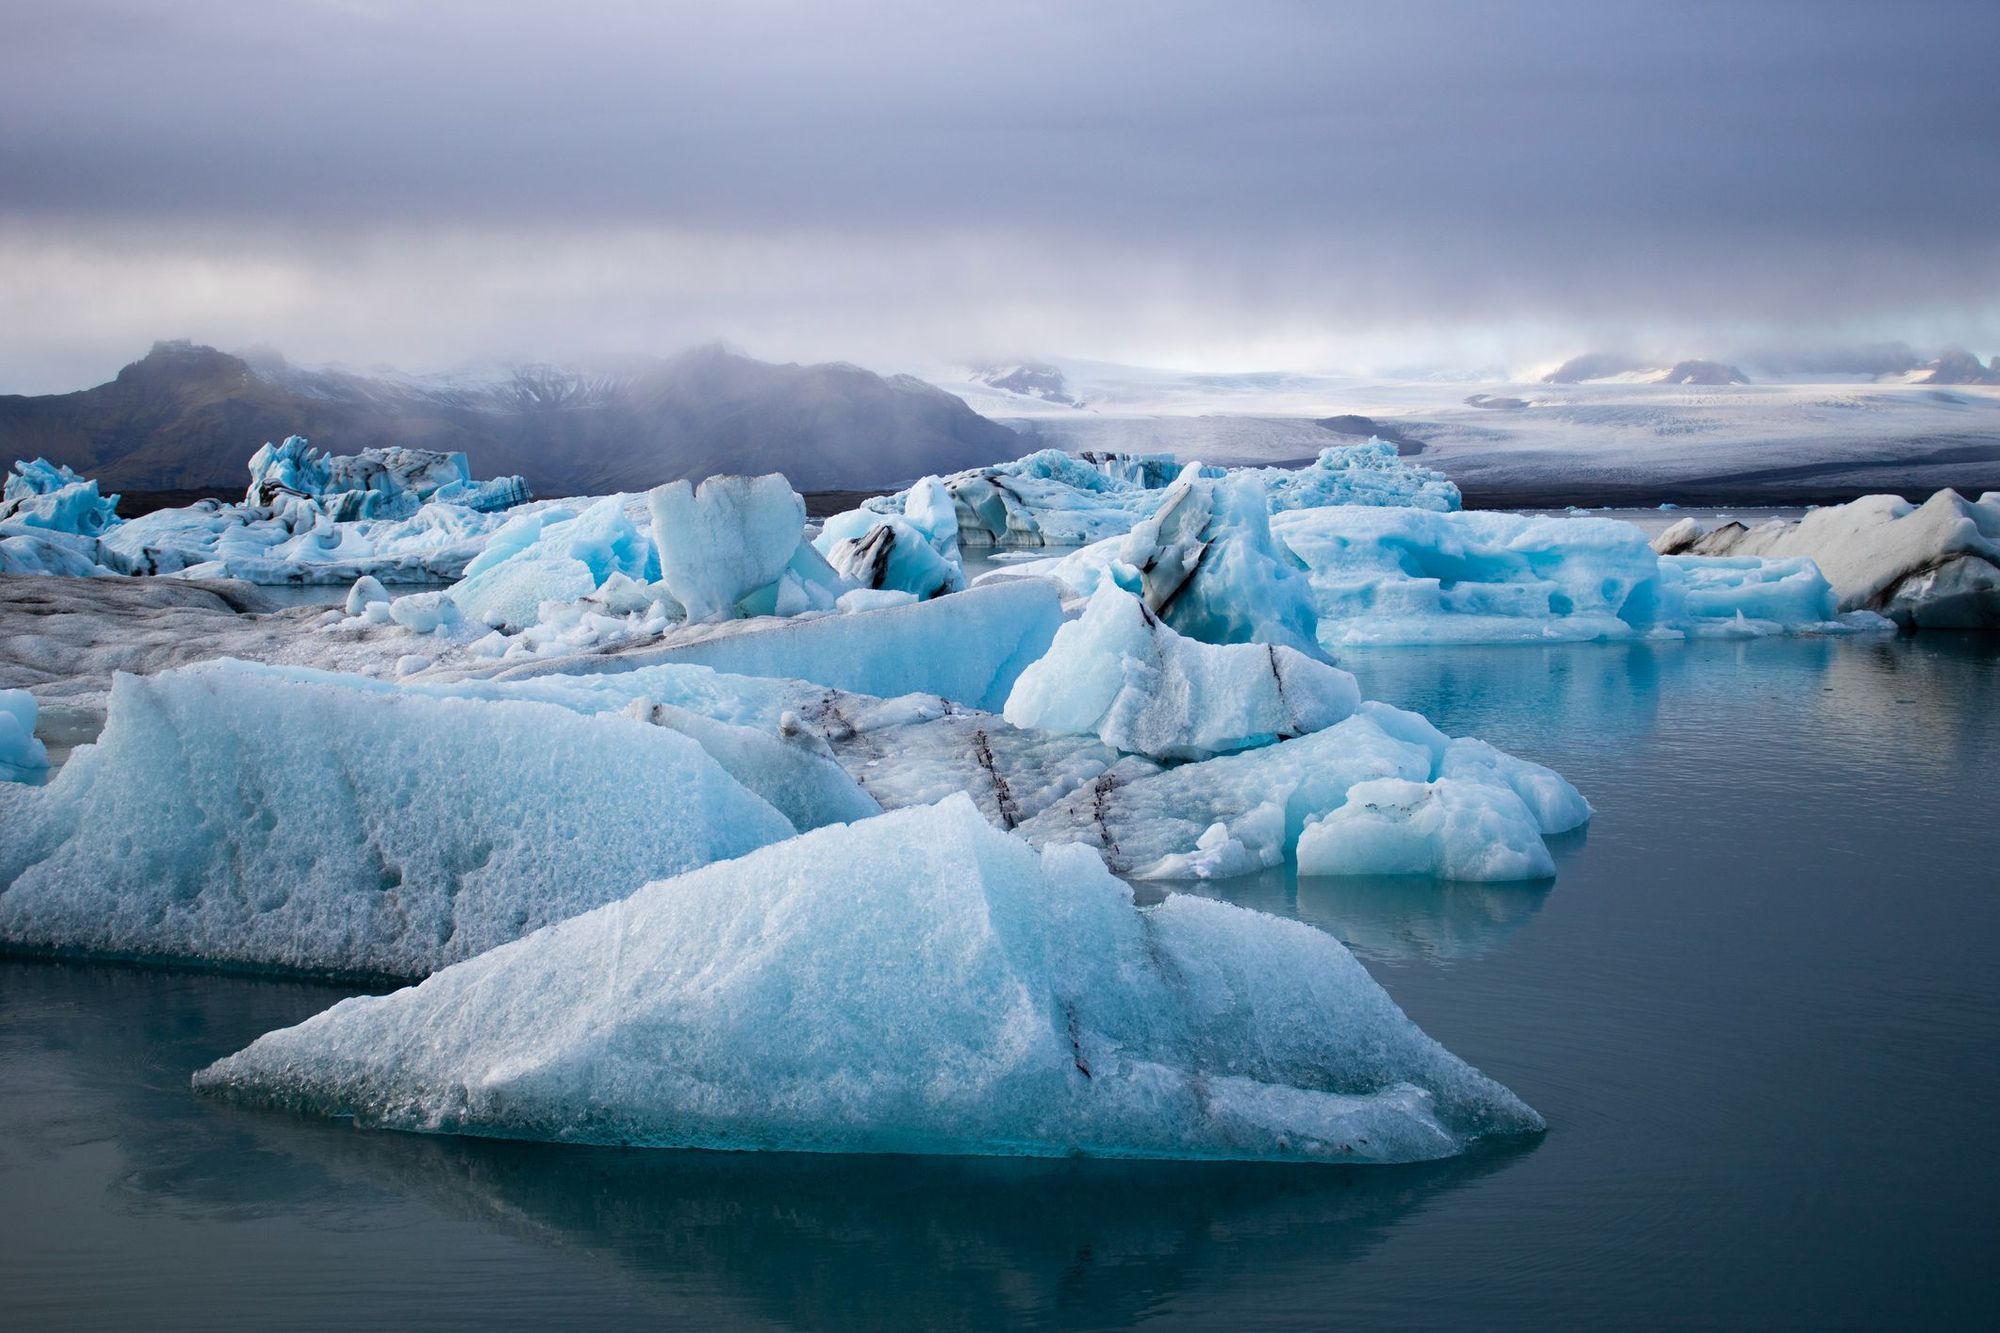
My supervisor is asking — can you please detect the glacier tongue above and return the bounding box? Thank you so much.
[193,794,1544,1164]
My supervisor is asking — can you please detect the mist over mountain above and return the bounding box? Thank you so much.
[0,342,1022,495]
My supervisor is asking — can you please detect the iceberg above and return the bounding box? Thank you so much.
[99,437,534,584]
[1014,702,1589,882]
[2,458,122,537]
[487,577,1067,713]
[814,477,966,600]
[1268,506,1885,647]
[194,795,1543,1164]
[1654,489,2000,629]
[649,474,809,622]
[1004,584,1360,761]
[246,436,529,518]
[1295,779,1556,882]
[828,442,1457,554]
[0,688,49,783]
[449,495,657,629]
[0,661,796,978]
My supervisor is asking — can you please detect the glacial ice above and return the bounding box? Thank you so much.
[1013,702,1589,882]
[1268,506,1885,646]
[96,437,535,583]
[2,459,122,536]
[1654,489,2000,629]
[0,660,796,977]
[1004,584,1360,761]
[0,688,49,783]
[649,474,809,621]
[194,795,1544,1164]
[814,476,966,600]
[449,495,657,629]
[831,442,1457,553]
[246,436,529,517]
[487,577,1068,713]
[1295,779,1555,882]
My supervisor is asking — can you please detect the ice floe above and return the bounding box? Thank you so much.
[1654,489,2000,629]
[194,794,1543,1164]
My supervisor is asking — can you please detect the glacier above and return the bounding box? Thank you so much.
[0,660,796,978]
[1654,489,2000,629]
[193,795,1544,1164]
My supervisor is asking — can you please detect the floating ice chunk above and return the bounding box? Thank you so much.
[247,437,528,518]
[1015,702,1588,882]
[1296,779,1555,881]
[1118,469,1322,655]
[813,476,966,600]
[344,575,390,616]
[452,554,600,630]
[1654,489,2000,629]
[818,514,964,599]
[2,459,121,536]
[0,689,49,783]
[449,496,655,629]
[1275,506,1877,646]
[0,661,795,978]
[1255,442,1460,514]
[1003,585,1358,761]
[649,474,805,621]
[488,578,1067,713]
[194,794,1542,1163]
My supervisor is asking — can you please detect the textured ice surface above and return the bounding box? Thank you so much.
[1296,779,1555,882]
[2,459,121,536]
[1255,443,1460,514]
[649,474,807,621]
[0,688,48,782]
[815,479,966,600]
[94,437,535,584]
[194,795,1543,1164]
[487,578,1067,712]
[0,661,795,977]
[1004,584,1359,760]
[833,443,1455,553]
[1271,506,1882,646]
[246,436,528,517]
[450,496,657,629]
[1015,702,1589,881]
[1654,489,2000,628]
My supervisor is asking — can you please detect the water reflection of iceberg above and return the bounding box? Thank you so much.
[1153,859,1561,964]
[1,959,1534,1333]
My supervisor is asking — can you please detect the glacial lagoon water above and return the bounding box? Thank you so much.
[3,633,1997,1329]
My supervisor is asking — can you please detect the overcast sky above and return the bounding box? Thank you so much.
[3,0,1997,391]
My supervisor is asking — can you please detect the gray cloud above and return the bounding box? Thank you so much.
[3,0,1997,390]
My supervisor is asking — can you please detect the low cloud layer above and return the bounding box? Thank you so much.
[5,0,1997,390]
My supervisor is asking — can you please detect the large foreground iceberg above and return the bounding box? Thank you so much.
[1654,489,2000,629]
[0,661,795,977]
[195,796,1543,1164]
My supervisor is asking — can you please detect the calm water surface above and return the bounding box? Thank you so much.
[3,634,1996,1330]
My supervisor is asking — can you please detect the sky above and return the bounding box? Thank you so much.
[3,0,1998,392]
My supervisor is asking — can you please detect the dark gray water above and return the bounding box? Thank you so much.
[3,635,1997,1330]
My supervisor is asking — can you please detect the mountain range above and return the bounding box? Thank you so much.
[0,342,1024,496]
